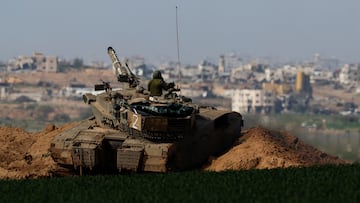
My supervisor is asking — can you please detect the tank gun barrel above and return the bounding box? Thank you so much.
[107,46,122,76]
[107,46,139,87]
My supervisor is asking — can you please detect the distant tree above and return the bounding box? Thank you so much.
[57,58,86,72]
[25,104,37,110]
[57,60,72,72]
[36,105,55,120]
[73,58,84,68]
[14,96,36,103]
[78,108,92,120]
[53,113,71,122]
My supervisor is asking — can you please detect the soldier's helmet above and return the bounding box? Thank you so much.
[153,70,162,79]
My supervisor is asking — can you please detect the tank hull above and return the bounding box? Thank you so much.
[49,110,243,174]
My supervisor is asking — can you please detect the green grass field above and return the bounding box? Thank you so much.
[1,164,359,202]
[245,113,360,131]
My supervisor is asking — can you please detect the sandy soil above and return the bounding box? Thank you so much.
[0,124,348,179]
[205,126,347,171]
[0,122,80,179]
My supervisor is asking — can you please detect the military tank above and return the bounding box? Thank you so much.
[50,47,243,175]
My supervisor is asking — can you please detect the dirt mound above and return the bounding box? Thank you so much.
[0,122,80,179]
[0,124,348,179]
[205,126,348,171]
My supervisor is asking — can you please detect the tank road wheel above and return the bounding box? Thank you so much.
[51,164,77,177]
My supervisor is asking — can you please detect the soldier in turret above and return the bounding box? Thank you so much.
[148,70,174,96]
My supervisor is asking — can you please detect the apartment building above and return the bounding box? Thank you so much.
[231,89,274,114]
[7,52,57,72]
[32,52,57,72]
[339,64,360,85]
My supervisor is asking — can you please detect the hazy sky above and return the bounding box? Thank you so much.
[2,0,360,65]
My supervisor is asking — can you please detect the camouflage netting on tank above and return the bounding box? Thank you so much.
[132,103,194,117]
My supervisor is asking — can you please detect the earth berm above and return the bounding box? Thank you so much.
[0,124,348,179]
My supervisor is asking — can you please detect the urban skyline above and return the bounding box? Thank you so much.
[2,0,360,65]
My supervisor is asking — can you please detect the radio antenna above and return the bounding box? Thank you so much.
[176,5,181,86]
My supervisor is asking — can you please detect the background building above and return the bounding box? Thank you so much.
[7,52,58,72]
[231,89,274,114]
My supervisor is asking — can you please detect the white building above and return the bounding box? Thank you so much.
[60,84,102,98]
[311,69,334,83]
[231,89,274,114]
[339,64,360,85]
[0,83,9,100]
[180,88,208,98]
[265,68,284,82]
